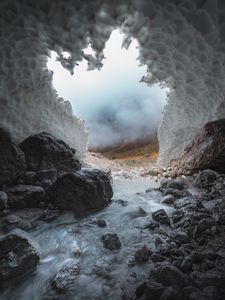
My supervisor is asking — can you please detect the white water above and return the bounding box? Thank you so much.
[1,178,171,300]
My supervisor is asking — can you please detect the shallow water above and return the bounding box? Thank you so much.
[1,177,172,300]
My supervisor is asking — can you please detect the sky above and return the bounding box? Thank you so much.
[47,29,167,150]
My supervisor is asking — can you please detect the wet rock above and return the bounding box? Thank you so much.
[145,281,164,300]
[0,191,7,210]
[173,231,189,244]
[188,218,217,241]
[160,178,185,192]
[7,185,46,209]
[20,132,81,175]
[172,209,185,223]
[126,206,147,219]
[135,245,152,264]
[2,214,30,231]
[114,199,128,206]
[194,170,219,189]
[0,128,27,186]
[151,265,188,289]
[101,233,121,251]
[151,253,166,263]
[161,194,175,205]
[145,220,159,230]
[152,209,171,226]
[47,169,113,216]
[19,171,39,185]
[0,229,40,284]
[164,188,185,198]
[94,218,107,227]
[52,261,80,292]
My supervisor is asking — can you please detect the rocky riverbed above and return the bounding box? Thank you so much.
[0,128,225,300]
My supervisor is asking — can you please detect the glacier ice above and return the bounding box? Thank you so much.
[0,0,225,164]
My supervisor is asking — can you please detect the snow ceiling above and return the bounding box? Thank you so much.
[0,0,225,164]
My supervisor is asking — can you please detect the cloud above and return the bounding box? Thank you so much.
[48,30,167,150]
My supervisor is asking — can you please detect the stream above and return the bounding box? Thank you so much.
[1,177,172,300]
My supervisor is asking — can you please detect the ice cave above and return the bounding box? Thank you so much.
[1,0,225,165]
[1,1,225,299]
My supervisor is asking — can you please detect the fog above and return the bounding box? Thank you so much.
[47,30,168,150]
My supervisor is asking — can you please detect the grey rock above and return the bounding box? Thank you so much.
[2,214,30,231]
[152,209,171,226]
[94,219,107,227]
[0,229,40,284]
[47,168,113,216]
[161,194,175,205]
[194,170,219,189]
[0,191,7,210]
[151,265,188,289]
[164,188,185,198]
[7,185,46,209]
[20,132,81,175]
[0,128,27,186]
[160,178,185,191]
[173,231,189,244]
[151,253,166,263]
[52,261,80,292]
[135,245,151,264]
[172,209,185,223]
[101,233,121,251]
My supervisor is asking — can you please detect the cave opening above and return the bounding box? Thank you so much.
[47,29,169,170]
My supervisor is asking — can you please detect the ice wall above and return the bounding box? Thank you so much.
[1,0,225,164]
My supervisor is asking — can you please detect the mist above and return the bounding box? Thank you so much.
[47,30,168,150]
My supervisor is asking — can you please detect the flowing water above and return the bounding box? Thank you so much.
[1,177,172,300]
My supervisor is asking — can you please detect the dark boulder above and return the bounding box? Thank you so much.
[135,245,152,264]
[20,132,81,175]
[52,261,80,292]
[7,185,45,209]
[170,119,225,175]
[0,128,27,186]
[101,233,121,251]
[194,170,219,189]
[152,209,171,226]
[0,229,40,284]
[47,168,113,216]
